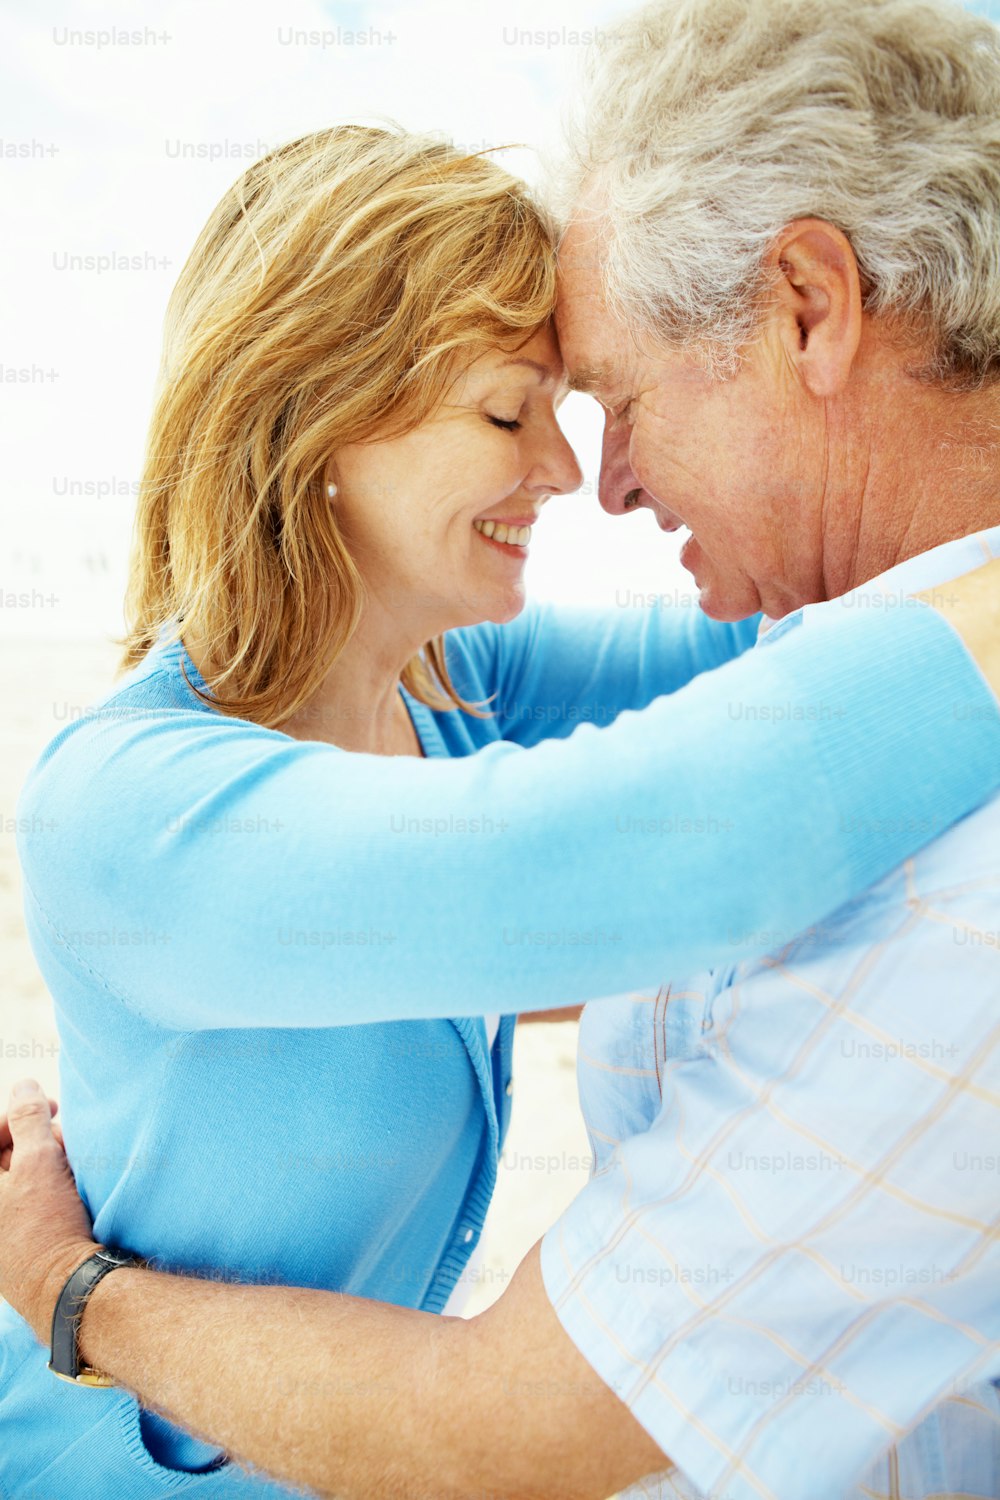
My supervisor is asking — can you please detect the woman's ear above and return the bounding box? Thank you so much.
[768,218,863,399]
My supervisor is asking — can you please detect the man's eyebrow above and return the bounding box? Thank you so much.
[498,357,562,384]
[567,367,613,395]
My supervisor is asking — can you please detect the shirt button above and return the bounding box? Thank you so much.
[505,1080,513,1097]
[463,1228,474,1244]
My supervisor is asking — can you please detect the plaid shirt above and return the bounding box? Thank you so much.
[541,527,1000,1500]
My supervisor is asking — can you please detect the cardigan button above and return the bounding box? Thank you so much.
[505,1080,513,1097]
[462,1228,474,1245]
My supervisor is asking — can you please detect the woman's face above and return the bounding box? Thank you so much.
[329,323,582,636]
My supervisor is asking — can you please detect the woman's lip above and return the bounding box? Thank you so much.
[473,516,538,527]
[474,528,530,559]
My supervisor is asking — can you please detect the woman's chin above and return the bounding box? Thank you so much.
[449,577,527,629]
[488,580,528,625]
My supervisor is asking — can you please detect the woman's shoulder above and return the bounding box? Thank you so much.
[24,642,224,773]
[16,642,274,850]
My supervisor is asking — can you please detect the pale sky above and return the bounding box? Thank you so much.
[2,0,996,640]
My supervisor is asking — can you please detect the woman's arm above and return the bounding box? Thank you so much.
[450,597,760,746]
[16,565,1000,1031]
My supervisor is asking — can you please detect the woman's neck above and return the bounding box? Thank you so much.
[281,645,424,755]
[184,617,427,757]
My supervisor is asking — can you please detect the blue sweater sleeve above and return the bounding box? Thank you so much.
[447,601,761,745]
[16,599,1000,1030]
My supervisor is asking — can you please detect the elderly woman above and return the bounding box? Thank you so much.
[4,21,1000,1497]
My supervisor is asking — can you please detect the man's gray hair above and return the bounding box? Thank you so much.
[556,0,1000,387]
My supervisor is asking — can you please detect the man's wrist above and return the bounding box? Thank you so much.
[75,1255,150,1374]
[32,1239,105,1346]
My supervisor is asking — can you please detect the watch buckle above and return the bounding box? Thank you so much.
[48,1361,116,1388]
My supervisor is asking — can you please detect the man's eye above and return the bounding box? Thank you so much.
[487,415,522,432]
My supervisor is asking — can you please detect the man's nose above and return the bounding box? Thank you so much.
[598,415,645,516]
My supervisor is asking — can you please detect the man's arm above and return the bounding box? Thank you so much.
[4,1085,666,1500]
[79,1243,667,1500]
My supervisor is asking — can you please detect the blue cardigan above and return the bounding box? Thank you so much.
[3,595,999,1494]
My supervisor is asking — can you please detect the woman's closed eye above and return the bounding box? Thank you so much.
[487,415,523,432]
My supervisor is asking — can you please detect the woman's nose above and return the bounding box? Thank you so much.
[536,424,584,499]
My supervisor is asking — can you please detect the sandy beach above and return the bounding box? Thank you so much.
[0,636,592,1321]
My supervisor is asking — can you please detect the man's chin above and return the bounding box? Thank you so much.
[695,588,758,623]
[681,541,760,622]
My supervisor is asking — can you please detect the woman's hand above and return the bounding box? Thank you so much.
[0,1079,99,1344]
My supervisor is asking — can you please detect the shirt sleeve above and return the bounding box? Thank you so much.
[15,596,1000,1031]
[446,600,761,745]
[539,857,1000,1500]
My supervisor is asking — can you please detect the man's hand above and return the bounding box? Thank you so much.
[0,1078,99,1343]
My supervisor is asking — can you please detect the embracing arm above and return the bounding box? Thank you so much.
[79,1244,659,1500]
[454,595,761,747]
[16,562,1000,1031]
[5,1090,664,1500]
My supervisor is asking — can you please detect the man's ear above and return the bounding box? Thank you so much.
[768,219,863,399]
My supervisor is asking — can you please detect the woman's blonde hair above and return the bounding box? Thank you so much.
[118,124,557,726]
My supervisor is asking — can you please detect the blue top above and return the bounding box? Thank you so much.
[4,594,1000,1494]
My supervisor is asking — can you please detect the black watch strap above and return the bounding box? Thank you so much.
[48,1247,140,1386]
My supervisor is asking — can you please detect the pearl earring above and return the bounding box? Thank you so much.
[326,481,338,500]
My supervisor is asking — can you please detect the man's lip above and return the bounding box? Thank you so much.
[679,532,700,568]
[648,500,685,533]
[622,488,685,532]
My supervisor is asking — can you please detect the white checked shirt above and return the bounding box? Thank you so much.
[540,527,1000,1500]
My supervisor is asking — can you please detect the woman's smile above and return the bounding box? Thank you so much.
[471,516,536,553]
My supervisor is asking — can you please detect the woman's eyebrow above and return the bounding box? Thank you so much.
[499,357,563,384]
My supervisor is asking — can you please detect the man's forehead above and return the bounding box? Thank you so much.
[556,215,634,396]
[555,216,606,308]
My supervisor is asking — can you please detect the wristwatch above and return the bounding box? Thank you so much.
[48,1246,142,1387]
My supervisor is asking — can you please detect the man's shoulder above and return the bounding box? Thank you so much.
[724,789,1000,1022]
[822,788,1000,941]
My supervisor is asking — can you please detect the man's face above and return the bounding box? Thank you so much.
[556,219,828,622]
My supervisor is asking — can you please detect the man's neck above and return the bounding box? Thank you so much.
[820,370,1000,598]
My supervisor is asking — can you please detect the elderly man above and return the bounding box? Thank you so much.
[3,0,1000,1497]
